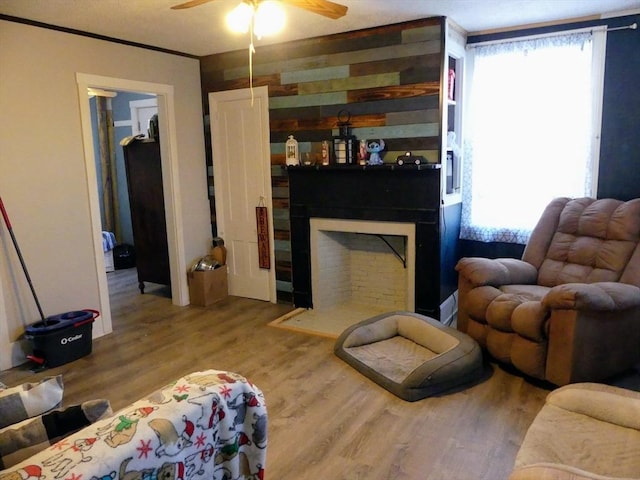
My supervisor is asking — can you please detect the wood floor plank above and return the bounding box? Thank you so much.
[1,268,554,479]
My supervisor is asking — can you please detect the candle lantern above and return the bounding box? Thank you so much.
[285,135,299,166]
[332,110,357,165]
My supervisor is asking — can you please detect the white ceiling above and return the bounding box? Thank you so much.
[1,0,639,56]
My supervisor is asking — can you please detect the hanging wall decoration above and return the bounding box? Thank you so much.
[256,197,270,269]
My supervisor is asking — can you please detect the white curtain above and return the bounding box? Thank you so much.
[460,30,605,243]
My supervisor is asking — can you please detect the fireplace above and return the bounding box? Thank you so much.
[288,165,460,321]
[310,218,415,312]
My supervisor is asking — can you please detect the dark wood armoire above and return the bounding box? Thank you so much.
[122,138,171,293]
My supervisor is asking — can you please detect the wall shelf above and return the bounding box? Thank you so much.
[285,164,441,172]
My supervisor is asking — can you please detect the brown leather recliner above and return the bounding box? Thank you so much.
[456,197,640,386]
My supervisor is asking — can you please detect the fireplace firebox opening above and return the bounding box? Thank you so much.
[310,218,416,312]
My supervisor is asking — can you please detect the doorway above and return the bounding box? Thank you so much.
[90,91,165,311]
[91,91,158,249]
[77,73,190,337]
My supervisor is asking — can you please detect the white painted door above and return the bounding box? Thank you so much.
[130,98,158,137]
[210,87,274,302]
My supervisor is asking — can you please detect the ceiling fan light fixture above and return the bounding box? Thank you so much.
[254,1,285,38]
[226,2,253,34]
[226,1,285,38]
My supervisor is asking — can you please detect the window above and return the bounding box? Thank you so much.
[460,29,606,243]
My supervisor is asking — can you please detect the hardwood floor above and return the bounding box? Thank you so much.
[1,268,553,479]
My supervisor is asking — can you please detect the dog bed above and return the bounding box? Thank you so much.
[334,311,484,401]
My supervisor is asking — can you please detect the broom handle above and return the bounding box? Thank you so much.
[0,197,46,322]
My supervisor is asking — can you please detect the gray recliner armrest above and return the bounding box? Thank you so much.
[456,257,538,287]
[543,282,640,311]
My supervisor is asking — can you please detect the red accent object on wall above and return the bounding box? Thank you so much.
[256,205,270,269]
[448,68,456,101]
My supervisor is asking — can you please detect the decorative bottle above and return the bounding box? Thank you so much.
[321,140,329,165]
[359,139,368,165]
[448,68,456,101]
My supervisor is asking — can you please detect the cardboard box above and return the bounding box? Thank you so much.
[188,267,228,306]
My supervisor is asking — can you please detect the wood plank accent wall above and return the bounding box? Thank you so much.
[200,17,445,303]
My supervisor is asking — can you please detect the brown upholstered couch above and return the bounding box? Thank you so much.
[456,197,640,386]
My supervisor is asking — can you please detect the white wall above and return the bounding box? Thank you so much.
[0,20,211,369]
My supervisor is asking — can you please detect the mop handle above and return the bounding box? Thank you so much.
[0,197,11,228]
[0,197,47,322]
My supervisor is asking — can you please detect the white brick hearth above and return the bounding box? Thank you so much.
[310,218,415,312]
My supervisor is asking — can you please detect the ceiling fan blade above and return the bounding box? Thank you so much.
[280,0,348,19]
[170,0,217,10]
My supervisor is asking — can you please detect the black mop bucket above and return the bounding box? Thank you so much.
[0,196,100,368]
[25,309,99,367]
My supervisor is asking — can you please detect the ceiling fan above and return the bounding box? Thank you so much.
[170,0,348,20]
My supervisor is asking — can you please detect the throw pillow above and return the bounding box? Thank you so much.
[0,399,112,469]
[0,376,64,429]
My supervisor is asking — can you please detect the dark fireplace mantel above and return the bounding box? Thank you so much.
[288,165,450,319]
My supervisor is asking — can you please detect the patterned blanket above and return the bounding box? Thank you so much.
[0,370,266,480]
